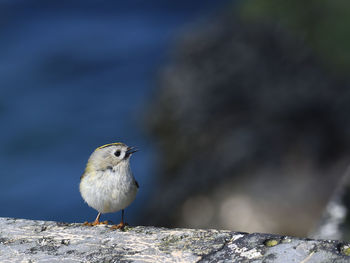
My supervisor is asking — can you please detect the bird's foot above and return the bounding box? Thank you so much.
[83,221,93,226]
[83,220,109,226]
[111,222,128,230]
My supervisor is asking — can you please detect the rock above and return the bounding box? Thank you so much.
[0,217,349,262]
[312,167,350,241]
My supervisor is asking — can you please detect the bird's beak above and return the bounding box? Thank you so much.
[126,146,138,156]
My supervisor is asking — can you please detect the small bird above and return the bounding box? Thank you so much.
[80,142,139,229]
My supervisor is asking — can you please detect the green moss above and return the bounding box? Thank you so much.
[264,239,279,247]
[132,228,154,235]
[160,234,188,245]
[159,235,183,252]
[121,226,133,232]
[281,238,292,243]
[341,246,350,256]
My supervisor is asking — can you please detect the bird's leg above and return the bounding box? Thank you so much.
[92,212,101,225]
[83,212,108,226]
[111,209,128,229]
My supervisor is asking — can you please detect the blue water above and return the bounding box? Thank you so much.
[0,0,232,224]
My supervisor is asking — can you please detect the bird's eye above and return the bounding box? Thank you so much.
[114,150,121,157]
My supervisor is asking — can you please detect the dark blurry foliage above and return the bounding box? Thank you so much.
[240,0,350,72]
[142,10,350,235]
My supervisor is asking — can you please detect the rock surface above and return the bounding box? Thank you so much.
[0,217,349,262]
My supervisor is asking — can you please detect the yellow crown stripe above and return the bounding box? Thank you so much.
[95,142,124,151]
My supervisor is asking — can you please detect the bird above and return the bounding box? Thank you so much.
[79,142,139,229]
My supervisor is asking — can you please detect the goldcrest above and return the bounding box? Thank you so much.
[80,142,138,229]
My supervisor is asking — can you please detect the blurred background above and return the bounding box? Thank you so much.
[1,0,350,238]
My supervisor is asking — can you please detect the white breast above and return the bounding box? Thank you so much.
[80,161,138,214]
